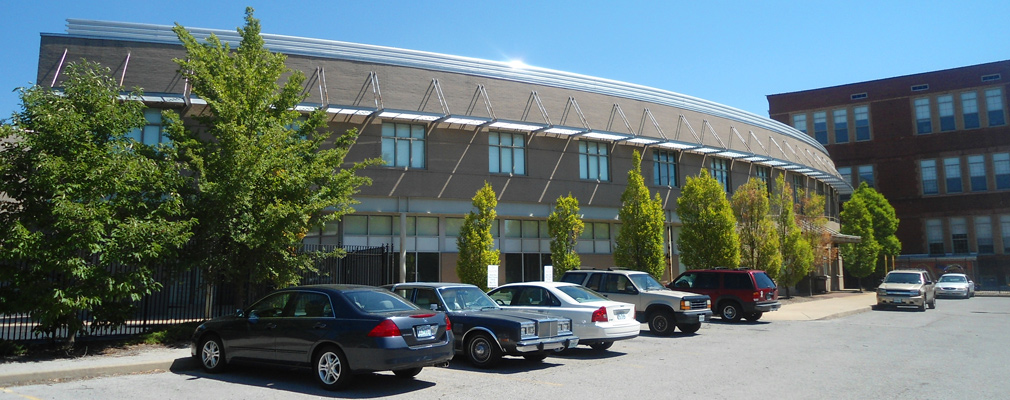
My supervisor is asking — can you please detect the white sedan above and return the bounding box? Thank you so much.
[936,273,975,299]
[487,282,640,350]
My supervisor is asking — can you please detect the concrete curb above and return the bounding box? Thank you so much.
[0,357,198,387]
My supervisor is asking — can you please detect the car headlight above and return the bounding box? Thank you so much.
[520,323,536,337]
[558,320,571,333]
[877,288,886,295]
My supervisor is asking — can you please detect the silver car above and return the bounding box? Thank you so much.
[876,270,936,311]
[936,273,975,299]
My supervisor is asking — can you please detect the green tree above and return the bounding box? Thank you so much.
[0,62,194,344]
[840,195,881,291]
[548,193,584,279]
[169,8,376,304]
[853,182,901,273]
[614,151,667,279]
[731,177,781,275]
[676,169,740,269]
[772,175,814,296]
[456,182,500,291]
[797,189,832,297]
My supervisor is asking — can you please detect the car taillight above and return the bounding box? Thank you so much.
[592,306,608,322]
[367,319,402,337]
[753,291,760,302]
[445,315,452,331]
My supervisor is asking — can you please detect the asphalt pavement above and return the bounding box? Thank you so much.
[0,290,877,388]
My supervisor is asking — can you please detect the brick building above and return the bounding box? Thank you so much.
[768,60,1010,289]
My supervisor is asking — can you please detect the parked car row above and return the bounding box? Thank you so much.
[876,270,976,311]
[190,267,782,390]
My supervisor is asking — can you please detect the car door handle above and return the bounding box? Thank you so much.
[313,322,327,329]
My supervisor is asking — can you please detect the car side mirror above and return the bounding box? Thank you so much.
[430,304,439,311]
[625,286,639,294]
[247,310,259,324]
[235,308,245,318]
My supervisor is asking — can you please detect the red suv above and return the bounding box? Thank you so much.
[668,269,780,322]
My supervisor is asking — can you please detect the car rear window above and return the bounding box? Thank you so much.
[753,272,776,289]
[560,272,587,284]
[345,290,418,313]
[557,285,608,303]
[724,273,753,290]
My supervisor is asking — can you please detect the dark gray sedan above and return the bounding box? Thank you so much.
[191,284,454,390]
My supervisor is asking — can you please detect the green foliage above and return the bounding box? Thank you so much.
[456,182,500,291]
[0,62,194,342]
[676,169,740,270]
[548,193,584,279]
[0,339,27,357]
[731,178,781,276]
[771,175,814,287]
[131,322,201,345]
[796,189,832,291]
[840,195,881,280]
[852,182,901,256]
[168,8,376,302]
[614,151,667,279]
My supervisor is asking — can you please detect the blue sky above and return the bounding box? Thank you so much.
[2,1,1009,121]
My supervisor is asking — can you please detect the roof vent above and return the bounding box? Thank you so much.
[850,92,867,100]
[911,84,929,92]
[982,74,1001,82]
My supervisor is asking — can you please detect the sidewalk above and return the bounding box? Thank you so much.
[0,291,875,387]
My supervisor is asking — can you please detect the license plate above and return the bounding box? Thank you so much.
[894,299,903,304]
[616,312,627,320]
[415,324,434,339]
[698,314,706,322]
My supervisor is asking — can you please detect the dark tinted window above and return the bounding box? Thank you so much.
[753,272,776,289]
[249,292,293,318]
[414,288,442,311]
[561,272,587,285]
[671,273,697,288]
[487,287,521,306]
[345,290,418,313]
[292,292,333,318]
[584,273,602,291]
[694,272,720,289]
[600,274,636,294]
[723,273,754,290]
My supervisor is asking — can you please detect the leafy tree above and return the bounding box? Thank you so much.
[0,62,194,344]
[169,8,376,305]
[840,195,881,291]
[676,169,740,270]
[456,182,500,291]
[852,182,901,273]
[614,151,667,279]
[797,189,832,296]
[771,175,813,296]
[731,177,781,276]
[548,193,584,279]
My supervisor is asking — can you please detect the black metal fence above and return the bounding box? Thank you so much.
[0,244,393,343]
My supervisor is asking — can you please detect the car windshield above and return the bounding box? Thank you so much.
[629,273,666,291]
[753,272,777,289]
[939,275,967,283]
[345,290,418,313]
[438,287,499,311]
[884,272,922,284]
[557,285,608,303]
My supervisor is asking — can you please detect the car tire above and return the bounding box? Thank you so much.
[928,297,936,309]
[523,353,548,362]
[198,334,227,373]
[744,312,763,322]
[677,323,701,334]
[465,332,502,368]
[648,310,675,336]
[589,341,614,351]
[918,301,927,311]
[314,345,351,390]
[392,367,423,379]
[719,302,742,322]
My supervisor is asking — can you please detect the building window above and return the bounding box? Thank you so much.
[127,109,167,146]
[914,98,932,134]
[944,157,962,193]
[792,114,807,134]
[854,106,870,141]
[976,216,994,254]
[1001,215,1010,253]
[961,92,980,129]
[994,153,1010,190]
[921,160,938,195]
[489,131,526,175]
[792,174,804,202]
[950,217,969,254]
[938,95,955,131]
[653,150,678,187]
[578,222,613,254]
[381,122,425,168]
[833,109,849,143]
[968,155,987,191]
[710,158,731,193]
[755,166,771,191]
[986,88,1006,126]
[813,111,828,145]
[926,219,944,255]
[579,141,610,181]
[838,166,852,187]
[857,165,874,188]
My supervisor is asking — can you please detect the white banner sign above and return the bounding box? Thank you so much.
[487,265,499,289]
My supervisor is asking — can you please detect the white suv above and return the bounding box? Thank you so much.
[561,269,712,335]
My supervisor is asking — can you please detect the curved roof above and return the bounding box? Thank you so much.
[58,19,849,194]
